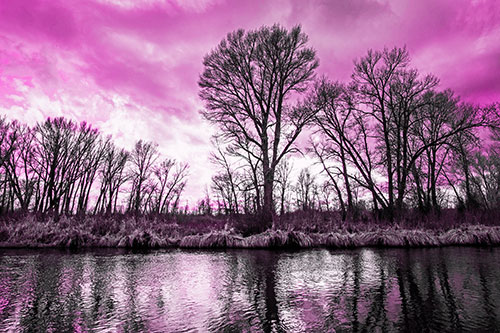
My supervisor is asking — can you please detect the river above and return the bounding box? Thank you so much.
[0,247,499,332]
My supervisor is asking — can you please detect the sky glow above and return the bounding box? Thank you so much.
[0,0,499,203]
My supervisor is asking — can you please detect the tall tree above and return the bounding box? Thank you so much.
[151,159,189,214]
[1,121,37,212]
[312,80,386,217]
[199,24,318,226]
[32,118,99,215]
[350,47,488,215]
[352,47,439,214]
[0,118,18,213]
[410,90,457,211]
[313,81,357,215]
[94,143,130,214]
[128,140,159,214]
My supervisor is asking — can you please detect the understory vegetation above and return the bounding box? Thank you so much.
[1,210,499,249]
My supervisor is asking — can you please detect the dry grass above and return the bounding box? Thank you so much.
[438,225,500,246]
[179,231,245,248]
[117,230,176,248]
[241,230,314,248]
[1,213,500,249]
[403,230,440,246]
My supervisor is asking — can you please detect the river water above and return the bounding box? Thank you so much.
[0,247,499,332]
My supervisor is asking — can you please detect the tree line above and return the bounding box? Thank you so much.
[0,117,188,216]
[1,24,499,225]
[199,24,500,225]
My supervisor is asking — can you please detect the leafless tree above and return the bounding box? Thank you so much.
[312,80,385,219]
[128,140,159,214]
[295,168,318,211]
[319,181,336,212]
[0,117,17,166]
[313,81,360,214]
[151,159,189,214]
[210,138,241,214]
[0,121,37,212]
[0,118,18,213]
[312,47,491,218]
[0,116,193,217]
[275,157,293,215]
[352,47,439,215]
[62,124,106,215]
[199,24,319,226]
[94,143,130,214]
[409,90,457,211]
[468,151,500,209]
[30,118,100,215]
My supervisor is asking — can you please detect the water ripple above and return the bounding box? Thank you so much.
[0,247,499,332]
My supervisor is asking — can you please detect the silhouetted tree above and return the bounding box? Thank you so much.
[151,159,189,214]
[295,167,318,211]
[94,143,130,214]
[275,158,293,215]
[319,180,336,212]
[352,47,439,215]
[0,121,37,212]
[311,47,493,220]
[0,118,18,213]
[313,80,361,216]
[199,24,319,227]
[64,124,107,215]
[32,118,100,214]
[0,116,192,217]
[210,138,241,214]
[128,140,159,214]
[468,151,500,209]
[410,90,457,211]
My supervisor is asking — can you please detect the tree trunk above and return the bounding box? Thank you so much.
[340,142,353,213]
[261,167,274,228]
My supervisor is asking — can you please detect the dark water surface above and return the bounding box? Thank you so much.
[0,247,499,332]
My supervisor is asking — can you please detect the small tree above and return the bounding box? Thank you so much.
[295,168,318,211]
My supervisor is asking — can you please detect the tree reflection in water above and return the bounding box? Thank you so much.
[0,247,499,332]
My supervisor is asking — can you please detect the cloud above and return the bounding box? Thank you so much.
[0,0,499,201]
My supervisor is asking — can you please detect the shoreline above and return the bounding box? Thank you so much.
[1,225,499,250]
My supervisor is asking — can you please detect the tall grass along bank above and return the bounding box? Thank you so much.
[1,214,500,249]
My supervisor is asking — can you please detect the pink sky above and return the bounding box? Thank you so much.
[0,0,499,204]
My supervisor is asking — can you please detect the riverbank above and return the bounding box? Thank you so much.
[176,226,500,248]
[1,214,499,249]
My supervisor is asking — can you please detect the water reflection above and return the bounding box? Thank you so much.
[0,247,499,332]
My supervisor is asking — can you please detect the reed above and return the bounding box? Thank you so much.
[320,232,354,248]
[403,230,440,246]
[179,231,245,248]
[54,228,94,248]
[117,230,177,248]
[1,213,500,249]
[438,226,500,246]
